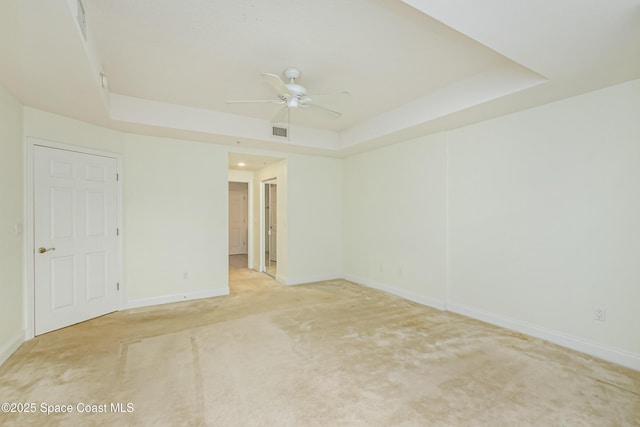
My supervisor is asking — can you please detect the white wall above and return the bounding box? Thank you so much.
[0,85,24,364]
[22,111,230,307]
[342,79,640,369]
[342,132,448,308]
[287,154,343,284]
[23,108,125,153]
[447,79,640,362]
[20,109,344,311]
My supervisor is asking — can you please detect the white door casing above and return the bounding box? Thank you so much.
[260,179,277,275]
[34,145,119,335]
[229,189,248,255]
[269,184,277,262]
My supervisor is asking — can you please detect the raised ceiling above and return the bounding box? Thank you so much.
[86,0,513,131]
[1,0,638,156]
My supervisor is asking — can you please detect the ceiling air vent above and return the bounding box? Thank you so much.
[272,126,288,138]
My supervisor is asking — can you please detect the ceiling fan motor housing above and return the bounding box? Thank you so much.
[286,83,306,97]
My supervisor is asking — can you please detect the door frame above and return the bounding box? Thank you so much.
[24,138,123,339]
[260,178,277,276]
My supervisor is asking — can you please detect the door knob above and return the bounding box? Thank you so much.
[38,247,55,254]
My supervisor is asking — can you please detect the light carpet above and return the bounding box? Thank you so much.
[1,269,639,426]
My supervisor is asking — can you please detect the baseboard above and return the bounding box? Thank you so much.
[342,274,447,311]
[448,302,640,372]
[124,287,229,310]
[0,331,25,367]
[285,274,342,286]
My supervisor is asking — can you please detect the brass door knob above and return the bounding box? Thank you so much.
[38,247,55,254]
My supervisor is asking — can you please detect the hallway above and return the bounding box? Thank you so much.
[228,254,282,295]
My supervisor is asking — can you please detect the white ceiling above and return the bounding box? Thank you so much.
[1,0,638,157]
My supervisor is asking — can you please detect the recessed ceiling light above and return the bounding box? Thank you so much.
[237,162,246,167]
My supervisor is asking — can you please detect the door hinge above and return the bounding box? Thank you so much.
[116,228,120,236]
[116,173,119,181]
[117,282,120,291]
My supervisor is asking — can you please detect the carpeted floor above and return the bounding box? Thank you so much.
[1,267,639,426]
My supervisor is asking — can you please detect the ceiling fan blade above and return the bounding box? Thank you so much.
[226,99,284,104]
[261,73,289,96]
[271,106,289,124]
[301,103,342,120]
[305,91,351,102]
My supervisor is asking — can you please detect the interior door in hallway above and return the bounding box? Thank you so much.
[34,145,119,335]
[228,184,248,255]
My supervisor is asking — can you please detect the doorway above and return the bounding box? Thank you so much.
[228,182,248,269]
[262,179,277,278]
[228,152,284,283]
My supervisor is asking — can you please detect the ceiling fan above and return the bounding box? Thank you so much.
[226,68,348,138]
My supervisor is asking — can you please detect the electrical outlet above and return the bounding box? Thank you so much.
[594,307,606,321]
[183,271,190,280]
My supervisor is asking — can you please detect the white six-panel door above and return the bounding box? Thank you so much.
[34,146,119,335]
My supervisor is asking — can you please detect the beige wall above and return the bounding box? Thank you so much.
[20,110,344,309]
[122,134,230,303]
[343,132,448,308]
[447,79,640,357]
[287,154,343,284]
[343,79,640,368]
[0,85,24,363]
[23,110,230,310]
[23,107,125,153]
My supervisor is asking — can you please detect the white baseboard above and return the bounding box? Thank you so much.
[448,302,640,372]
[0,331,25,367]
[124,287,229,310]
[343,274,447,311]
[285,274,342,286]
